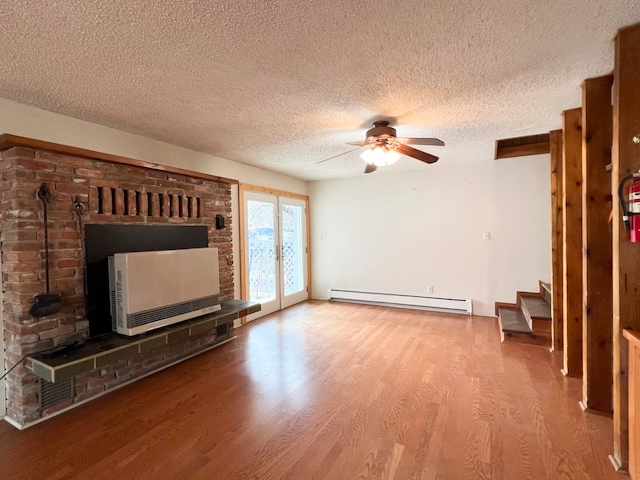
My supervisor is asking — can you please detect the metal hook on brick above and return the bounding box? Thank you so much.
[73,197,86,217]
[30,184,62,318]
[37,183,52,203]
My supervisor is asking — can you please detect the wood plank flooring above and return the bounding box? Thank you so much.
[0,301,625,480]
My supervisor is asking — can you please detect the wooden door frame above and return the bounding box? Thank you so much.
[238,183,311,324]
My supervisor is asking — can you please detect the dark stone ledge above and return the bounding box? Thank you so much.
[27,300,260,382]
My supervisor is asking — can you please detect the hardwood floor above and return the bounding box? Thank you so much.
[0,301,625,480]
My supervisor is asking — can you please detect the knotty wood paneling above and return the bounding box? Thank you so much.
[562,108,584,377]
[581,75,614,414]
[623,330,640,479]
[612,23,640,472]
[550,129,564,353]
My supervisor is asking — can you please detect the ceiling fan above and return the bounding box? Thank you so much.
[318,121,444,174]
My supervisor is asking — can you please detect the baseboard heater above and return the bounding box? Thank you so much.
[328,289,473,315]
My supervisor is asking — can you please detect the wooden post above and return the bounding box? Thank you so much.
[580,75,613,414]
[623,330,640,478]
[562,108,583,377]
[550,130,564,353]
[612,23,640,472]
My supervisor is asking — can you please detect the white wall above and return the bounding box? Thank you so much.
[308,156,551,317]
[0,98,308,302]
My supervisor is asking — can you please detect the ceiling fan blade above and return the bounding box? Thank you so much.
[317,145,369,164]
[351,138,444,146]
[364,164,377,174]
[397,137,445,146]
[396,144,439,164]
[347,140,381,146]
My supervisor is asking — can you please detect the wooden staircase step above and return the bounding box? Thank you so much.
[540,281,552,304]
[521,295,551,319]
[521,295,552,336]
[494,281,553,348]
[520,295,551,339]
[498,307,549,347]
[498,306,531,334]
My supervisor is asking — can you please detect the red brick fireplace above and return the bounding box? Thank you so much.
[0,137,236,427]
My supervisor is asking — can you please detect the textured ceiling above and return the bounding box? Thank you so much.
[0,1,638,181]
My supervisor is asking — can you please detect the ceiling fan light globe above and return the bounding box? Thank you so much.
[360,146,383,165]
[360,146,400,166]
[385,149,400,165]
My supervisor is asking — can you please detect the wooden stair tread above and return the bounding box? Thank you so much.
[498,307,531,334]
[539,280,552,304]
[521,296,551,319]
[495,283,552,348]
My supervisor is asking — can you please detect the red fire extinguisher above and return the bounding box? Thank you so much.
[619,170,640,242]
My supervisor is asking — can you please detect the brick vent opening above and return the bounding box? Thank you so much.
[40,378,73,411]
[96,186,202,218]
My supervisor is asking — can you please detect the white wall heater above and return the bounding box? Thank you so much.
[109,248,221,336]
[328,289,473,315]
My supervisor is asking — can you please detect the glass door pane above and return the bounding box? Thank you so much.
[247,199,276,301]
[244,191,280,320]
[280,198,307,309]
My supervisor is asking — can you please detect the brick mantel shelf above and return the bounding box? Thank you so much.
[0,134,238,185]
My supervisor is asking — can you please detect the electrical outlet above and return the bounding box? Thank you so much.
[426,286,434,294]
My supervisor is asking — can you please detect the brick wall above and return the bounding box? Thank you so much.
[0,147,234,425]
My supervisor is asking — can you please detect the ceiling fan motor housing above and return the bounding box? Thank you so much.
[365,121,397,143]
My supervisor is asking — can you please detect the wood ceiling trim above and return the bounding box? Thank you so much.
[494,133,551,159]
[0,134,238,185]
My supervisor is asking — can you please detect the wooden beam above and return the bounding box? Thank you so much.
[238,183,309,202]
[495,142,551,159]
[550,129,564,353]
[0,133,238,185]
[612,23,640,472]
[495,133,551,159]
[581,75,614,414]
[562,108,583,377]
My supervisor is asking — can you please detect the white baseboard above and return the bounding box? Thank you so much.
[328,289,473,315]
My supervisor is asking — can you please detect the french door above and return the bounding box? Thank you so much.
[242,190,308,321]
